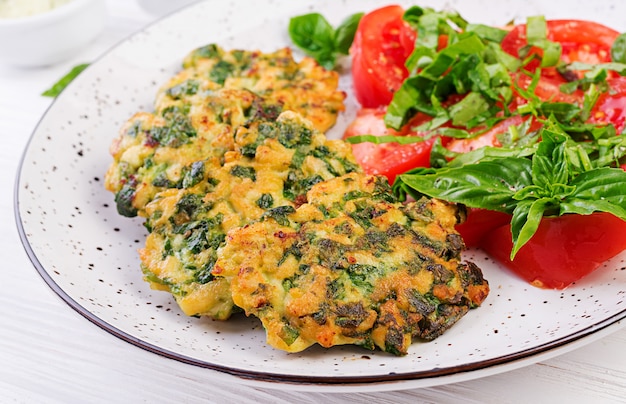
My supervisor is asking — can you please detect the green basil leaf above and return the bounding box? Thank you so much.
[386,34,487,130]
[466,23,508,43]
[568,61,626,75]
[611,33,626,64]
[536,39,562,67]
[510,198,552,258]
[487,42,522,72]
[392,166,437,201]
[424,34,486,76]
[526,15,547,44]
[334,12,364,55]
[536,102,581,122]
[415,12,443,51]
[402,5,426,25]
[568,167,626,212]
[384,79,423,130]
[42,63,89,97]
[448,92,490,126]
[397,157,533,212]
[345,134,425,145]
[314,51,337,71]
[525,16,561,67]
[447,144,536,167]
[405,46,436,74]
[532,128,569,188]
[288,13,337,69]
[560,198,626,219]
[289,13,335,52]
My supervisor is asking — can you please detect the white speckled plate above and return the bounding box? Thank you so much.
[15,0,626,392]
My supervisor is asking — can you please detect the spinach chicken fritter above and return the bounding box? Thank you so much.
[106,43,489,356]
[214,173,489,355]
[139,112,360,319]
[105,45,345,218]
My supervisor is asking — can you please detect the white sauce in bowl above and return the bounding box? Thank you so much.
[0,0,73,18]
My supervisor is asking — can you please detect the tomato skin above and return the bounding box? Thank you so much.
[481,212,626,289]
[350,5,415,108]
[343,108,440,184]
[455,209,512,248]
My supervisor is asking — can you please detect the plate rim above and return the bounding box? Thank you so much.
[12,0,626,392]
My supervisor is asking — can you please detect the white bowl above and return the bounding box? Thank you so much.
[0,0,106,67]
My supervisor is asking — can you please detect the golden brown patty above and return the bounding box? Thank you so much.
[139,112,361,319]
[214,173,489,355]
[105,44,345,218]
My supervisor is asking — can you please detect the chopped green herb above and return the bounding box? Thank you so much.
[42,63,89,97]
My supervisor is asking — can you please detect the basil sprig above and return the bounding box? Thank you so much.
[395,119,626,258]
[288,12,363,70]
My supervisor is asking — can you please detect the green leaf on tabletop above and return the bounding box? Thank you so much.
[41,63,89,97]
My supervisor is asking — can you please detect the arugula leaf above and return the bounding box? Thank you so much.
[41,63,89,97]
[288,12,363,70]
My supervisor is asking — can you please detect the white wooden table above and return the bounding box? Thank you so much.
[2,1,626,402]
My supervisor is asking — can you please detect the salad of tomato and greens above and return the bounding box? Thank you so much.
[290,5,626,290]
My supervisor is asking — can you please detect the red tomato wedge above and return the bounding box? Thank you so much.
[455,209,512,249]
[589,77,626,134]
[501,19,620,82]
[481,213,626,289]
[350,5,416,108]
[343,108,440,184]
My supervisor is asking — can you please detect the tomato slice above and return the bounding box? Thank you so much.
[481,212,626,289]
[455,208,512,248]
[589,76,626,134]
[350,5,416,108]
[343,108,439,184]
[501,20,619,80]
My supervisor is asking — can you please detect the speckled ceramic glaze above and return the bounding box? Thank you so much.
[15,0,626,392]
